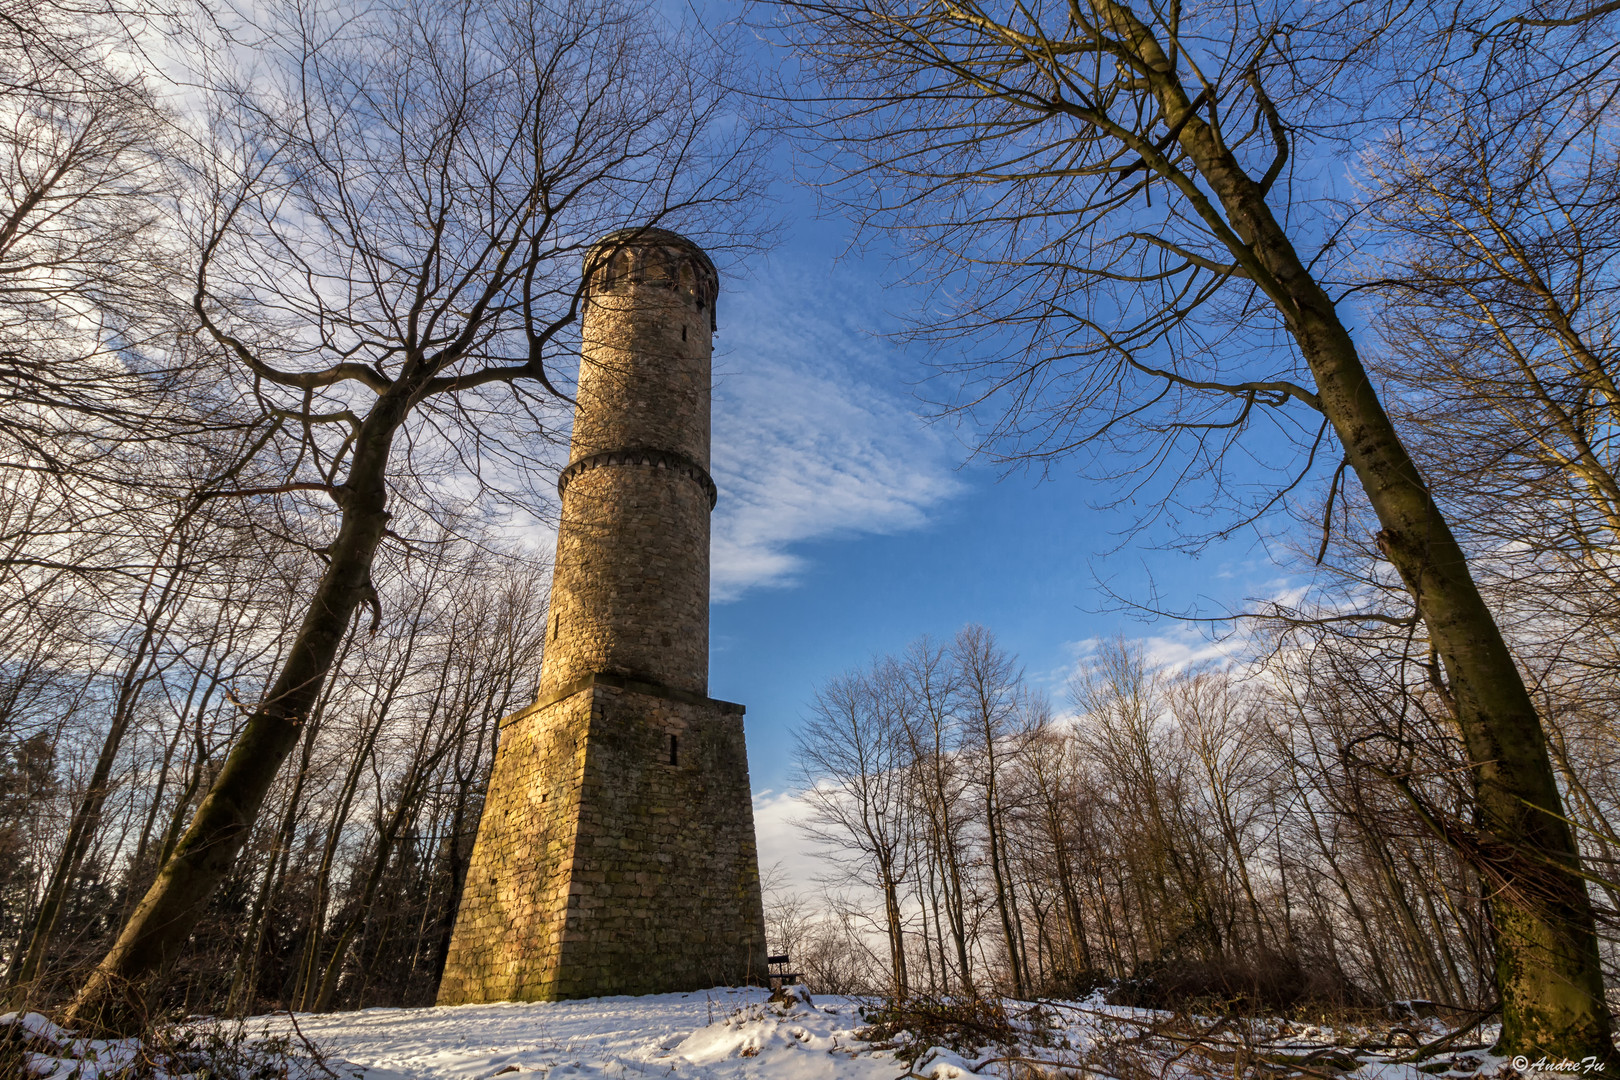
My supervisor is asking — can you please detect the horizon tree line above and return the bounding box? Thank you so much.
[785,623,1619,1023]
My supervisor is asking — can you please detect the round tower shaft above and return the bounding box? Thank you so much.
[538,229,719,698]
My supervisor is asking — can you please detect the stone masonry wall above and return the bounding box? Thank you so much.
[437,674,767,1004]
[542,457,711,698]
[436,690,590,1005]
[553,677,766,995]
[438,229,767,1005]
[538,230,717,698]
[569,236,715,468]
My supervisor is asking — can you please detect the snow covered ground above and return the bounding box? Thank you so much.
[7,985,1527,1080]
[259,986,937,1080]
[254,987,1512,1080]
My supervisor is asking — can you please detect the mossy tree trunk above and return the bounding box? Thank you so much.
[1089,0,1611,1055]
[63,395,407,1033]
[775,0,1614,1054]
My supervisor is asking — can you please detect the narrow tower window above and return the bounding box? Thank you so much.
[668,733,678,767]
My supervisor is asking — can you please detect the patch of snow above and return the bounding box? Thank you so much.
[5,1011,144,1080]
[258,987,926,1080]
[255,989,1520,1080]
[4,1009,338,1080]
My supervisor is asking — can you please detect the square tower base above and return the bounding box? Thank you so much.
[437,672,768,1004]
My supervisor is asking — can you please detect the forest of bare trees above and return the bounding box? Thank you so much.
[0,0,763,1032]
[2,519,549,1014]
[783,619,1620,1023]
[761,0,1620,1058]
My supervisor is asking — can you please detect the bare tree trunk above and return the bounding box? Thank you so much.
[312,826,399,1011]
[1048,819,1092,973]
[936,826,974,994]
[1002,860,1031,994]
[294,701,390,1011]
[7,553,186,1002]
[1088,0,1610,1052]
[880,872,909,999]
[912,869,939,995]
[982,791,1023,995]
[903,737,973,992]
[312,704,453,1011]
[226,644,346,1017]
[64,399,405,1032]
[431,719,486,987]
[1299,794,1394,999]
[129,657,215,882]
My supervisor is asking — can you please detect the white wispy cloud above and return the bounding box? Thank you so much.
[708,264,962,602]
[1052,589,1294,687]
[751,787,831,897]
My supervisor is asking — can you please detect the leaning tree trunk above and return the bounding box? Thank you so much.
[226,709,318,1016]
[226,643,352,1018]
[1092,0,1612,1056]
[63,397,407,1034]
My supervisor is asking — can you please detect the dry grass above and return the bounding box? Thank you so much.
[1,1009,346,1079]
[851,993,1498,1080]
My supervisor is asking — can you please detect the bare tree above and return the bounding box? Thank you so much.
[1169,672,1277,957]
[1015,716,1098,980]
[63,0,767,1029]
[761,0,1611,1054]
[897,638,977,994]
[790,622,1527,1012]
[795,663,914,997]
[953,625,1032,996]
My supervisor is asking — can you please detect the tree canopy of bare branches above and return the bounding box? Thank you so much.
[60,0,769,1030]
[758,0,1615,1056]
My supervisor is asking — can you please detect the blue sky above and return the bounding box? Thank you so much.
[699,210,1294,798]
[627,3,1335,884]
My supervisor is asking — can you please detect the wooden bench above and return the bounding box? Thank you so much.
[767,953,802,987]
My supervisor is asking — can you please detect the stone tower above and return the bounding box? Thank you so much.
[437,229,768,1004]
